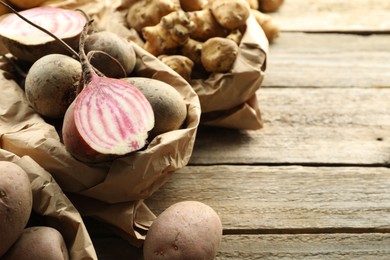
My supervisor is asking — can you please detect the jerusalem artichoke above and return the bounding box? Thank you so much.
[210,0,251,30]
[142,10,194,56]
[201,37,238,73]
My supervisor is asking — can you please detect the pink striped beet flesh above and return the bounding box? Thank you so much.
[62,73,155,162]
[62,20,154,163]
[0,7,86,44]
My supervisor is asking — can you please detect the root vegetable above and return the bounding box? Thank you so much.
[143,201,223,260]
[122,77,187,138]
[187,8,228,41]
[7,0,46,9]
[245,0,259,9]
[0,6,86,63]
[24,54,81,118]
[210,0,251,30]
[87,50,127,79]
[158,55,194,82]
[62,21,155,163]
[0,1,10,16]
[142,10,194,56]
[0,161,33,257]
[2,226,69,260]
[179,0,208,12]
[126,0,181,33]
[227,28,243,45]
[84,31,136,75]
[201,37,238,73]
[180,38,203,66]
[251,9,280,41]
[259,0,284,12]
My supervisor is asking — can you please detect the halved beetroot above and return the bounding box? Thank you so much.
[62,21,155,163]
[0,6,86,63]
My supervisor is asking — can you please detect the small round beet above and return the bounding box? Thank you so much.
[84,31,136,75]
[24,54,81,118]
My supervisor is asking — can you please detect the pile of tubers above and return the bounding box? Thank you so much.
[125,0,281,81]
[0,161,69,259]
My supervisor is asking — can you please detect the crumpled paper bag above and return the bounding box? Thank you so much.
[0,149,97,260]
[191,15,268,130]
[88,1,268,130]
[0,27,201,245]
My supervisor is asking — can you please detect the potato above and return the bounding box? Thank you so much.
[2,226,69,260]
[0,161,33,257]
[143,201,223,260]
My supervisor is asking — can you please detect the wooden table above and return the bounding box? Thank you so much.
[88,1,390,258]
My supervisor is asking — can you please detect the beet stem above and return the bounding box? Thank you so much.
[79,20,105,85]
[75,8,91,22]
[0,1,80,59]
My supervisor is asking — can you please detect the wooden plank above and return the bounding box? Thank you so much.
[190,88,390,165]
[216,234,390,259]
[90,233,390,260]
[146,166,390,231]
[271,0,390,32]
[262,33,390,88]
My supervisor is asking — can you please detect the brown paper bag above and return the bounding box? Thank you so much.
[191,15,268,129]
[0,34,201,245]
[0,149,97,260]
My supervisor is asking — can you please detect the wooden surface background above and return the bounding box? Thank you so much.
[88,1,390,259]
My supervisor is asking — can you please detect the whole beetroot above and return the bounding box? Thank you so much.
[84,31,137,76]
[24,54,81,119]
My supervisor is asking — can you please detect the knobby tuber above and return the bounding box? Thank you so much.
[180,38,203,67]
[187,8,228,41]
[158,54,194,81]
[210,0,251,31]
[142,10,194,56]
[201,37,239,73]
[129,0,268,76]
[179,0,208,12]
[126,0,181,33]
[259,0,284,12]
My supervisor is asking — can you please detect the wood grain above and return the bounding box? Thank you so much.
[271,0,390,32]
[190,88,390,165]
[262,33,390,88]
[90,233,390,260]
[216,233,390,259]
[146,166,390,232]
